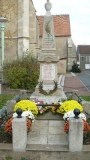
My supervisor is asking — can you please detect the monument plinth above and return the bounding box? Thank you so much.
[30,0,67,103]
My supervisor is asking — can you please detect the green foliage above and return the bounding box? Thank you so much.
[3,52,40,90]
[0,94,14,109]
[20,158,27,160]
[81,96,90,101]
[5,156,13,160]
[71,61,81,73]
[4,156,28,160]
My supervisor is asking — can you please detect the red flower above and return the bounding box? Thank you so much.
[64,119,90,133]
[5,117,32,135]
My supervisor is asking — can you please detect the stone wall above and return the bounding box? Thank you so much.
[58,59,66,74]
[0,0,18,74]
[0,0,76,75]
[67,38,76,70]
[55,37,68,58]
[29,0,37,56]
[0,0,37,62]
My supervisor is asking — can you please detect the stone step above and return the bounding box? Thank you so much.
[36,111,63,120]
[26,144,69,151]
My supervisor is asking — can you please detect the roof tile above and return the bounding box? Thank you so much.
[78,45,90,54]
[37,15,71,37]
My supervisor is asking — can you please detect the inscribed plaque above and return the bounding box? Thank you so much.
[42,64,55,80]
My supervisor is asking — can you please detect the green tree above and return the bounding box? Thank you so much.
[71,61,81,73]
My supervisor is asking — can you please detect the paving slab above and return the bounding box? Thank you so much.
[30,120,48,134]
[27,134,47,144]
[27,119,68,146]
[49,120,64,126]
[49,126,65,134]
[48,135,68,145]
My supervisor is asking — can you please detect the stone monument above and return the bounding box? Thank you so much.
[30,0,66,103]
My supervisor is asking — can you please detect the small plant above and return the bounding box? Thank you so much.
[4,156,13,160]
[0,117,11,138]
[20,158,27,160]
[3,156,28,160]
[70,61,81,73]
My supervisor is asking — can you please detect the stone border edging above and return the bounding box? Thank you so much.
[0,143,90,152]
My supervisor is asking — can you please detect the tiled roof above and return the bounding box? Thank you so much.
[77,45,90,54]
[37,15,71,37]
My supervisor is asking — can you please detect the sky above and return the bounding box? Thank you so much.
[32,0,90,46]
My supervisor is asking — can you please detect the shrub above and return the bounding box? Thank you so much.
[71,61,81,73]
[3,51,40,90]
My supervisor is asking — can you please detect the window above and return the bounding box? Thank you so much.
[86,56,90,62]
[81,56,84,62]
[85,64,90,69]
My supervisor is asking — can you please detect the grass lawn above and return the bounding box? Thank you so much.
[0,94,90,110]
[81,96,90,101]
[0,94,15,109]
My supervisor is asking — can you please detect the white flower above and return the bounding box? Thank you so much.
[63,110,74,120]
[63,110,86,120]
[13,112,18,117]
[58,102,63,105]
[13,111,35,122]
[78,113,86,120]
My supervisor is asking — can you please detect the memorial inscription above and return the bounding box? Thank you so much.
[42,37,55,48]
[42,64,55,80]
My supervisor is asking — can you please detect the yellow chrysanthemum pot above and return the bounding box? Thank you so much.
[14,100,38,116]
[57,100,83,114]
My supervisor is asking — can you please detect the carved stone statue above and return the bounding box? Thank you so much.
[45,0,52,12]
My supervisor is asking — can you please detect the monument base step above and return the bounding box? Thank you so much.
[26,144,69,152]
[30,92,67,103]
[36,112,63,120]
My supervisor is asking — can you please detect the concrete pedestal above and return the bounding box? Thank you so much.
[12,117,27,152]
[7,100,16,114]
[69,118,83,152]
[20,90,27,100]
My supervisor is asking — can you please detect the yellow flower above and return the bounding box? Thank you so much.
[58,100,83,114]
[14,100,38,116]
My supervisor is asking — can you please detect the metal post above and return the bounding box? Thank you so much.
[0,17,7,84]
[1,24,5,83]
